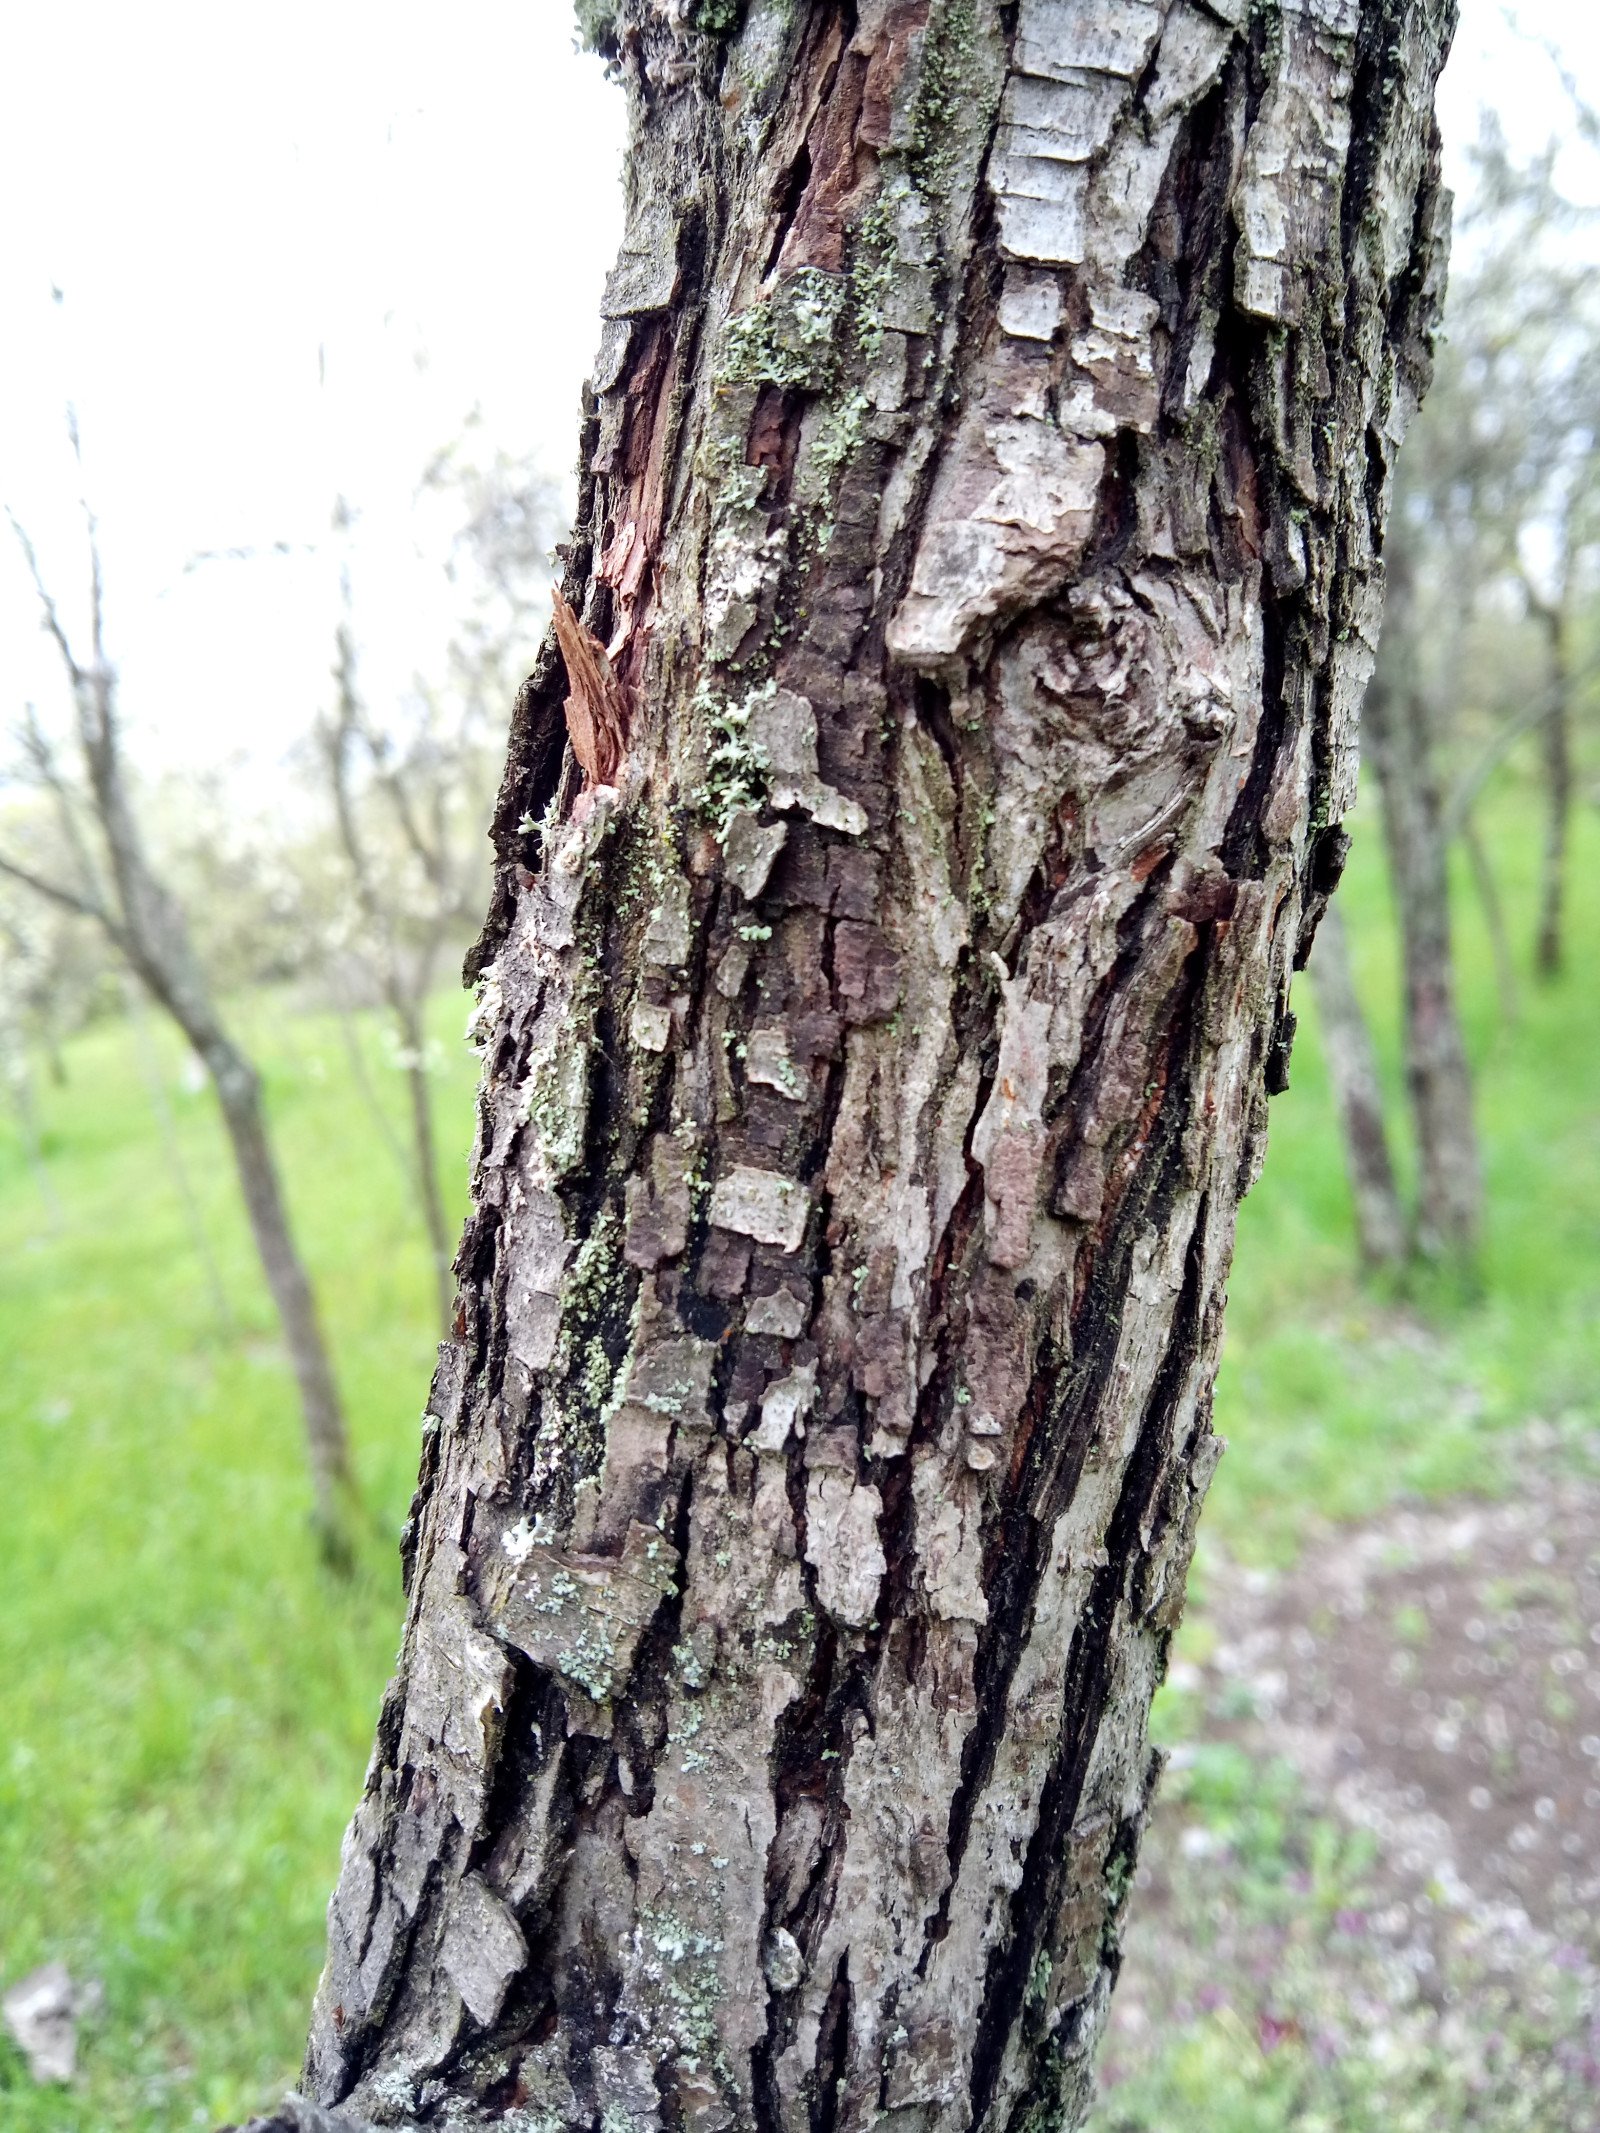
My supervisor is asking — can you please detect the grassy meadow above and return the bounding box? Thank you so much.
[1210,775,1600,1563]
[0,773,1596,2128]
[0,992,482,2130]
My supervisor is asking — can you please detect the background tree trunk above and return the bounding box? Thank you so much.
[1534,597,1573,978]
[3,520,358,1559]
[325,612,461,1336]
[122,971,235,1330]
[1459,810,1518,1028]
[1363,547,1482,1263]
[95,751,359,1556]
[286,4,1455,2130]
[1,1040,63,1231]
[199,1032,355,1547]
[1307,901,1405,1268]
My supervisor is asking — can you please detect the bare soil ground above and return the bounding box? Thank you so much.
[1093,1426,1600,2130]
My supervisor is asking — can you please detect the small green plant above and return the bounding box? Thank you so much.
[698,678,773,837]
[574,0,621,53]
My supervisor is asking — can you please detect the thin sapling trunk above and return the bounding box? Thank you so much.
[1307,899,1406,1268]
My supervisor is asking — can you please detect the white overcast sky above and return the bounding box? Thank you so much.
[0,0,1597,787]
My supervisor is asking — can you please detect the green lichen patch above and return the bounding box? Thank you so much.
[847,192,902,362]
[907,0,979,194]
[718,269,849,392]
[796,389,870,506]
[697,678,777,837]
[520,1026,594,1179]
[551,1203,639,1482]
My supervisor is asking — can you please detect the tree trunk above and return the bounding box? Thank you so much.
[335,993,419,1195]
[1363,558,1481,1263]
[87,698,358,1554]
[1460,808,1517,1027]
[285,5,1455,2130]
[3,1044,63,1232]
[1306,900,1405,1268]
[1535,599,1573,978]
[122,971,236,1331]
[5,458,357,1557]
[197,1031,356,1552]
[325,652,456,1335]
[399,998,456,1337]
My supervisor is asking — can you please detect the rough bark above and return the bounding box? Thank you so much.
[1363,545,1480,1263]
[293,4,1455,2129]
[1305,899,1404,1267]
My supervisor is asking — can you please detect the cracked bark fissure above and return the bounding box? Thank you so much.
[289,3,1456,2129]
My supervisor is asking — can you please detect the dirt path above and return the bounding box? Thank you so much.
[1093,1432,1600,2129]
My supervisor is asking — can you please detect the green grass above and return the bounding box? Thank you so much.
[0,775,1595,2125]
[0,990,481,2129]
[1206,771,1600,1562]
[1094,1740,1595,2133]
[1113,769,1600,2132]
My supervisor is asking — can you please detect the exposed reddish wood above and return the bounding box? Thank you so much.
[776,50,870,274]
[551,587,630,792]
[597,319,677,676]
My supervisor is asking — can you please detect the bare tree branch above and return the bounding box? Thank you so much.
[4,463,356,1555]
[64,406,110,682]
[0,846,123,936]
[1441,656,1600,840]
[16,703,115,913]
[6,506,86,688]
[319,585,455,1332]
[370,735,450,893]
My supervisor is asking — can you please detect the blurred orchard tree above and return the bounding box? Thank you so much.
[0,462,359,1562]
[1312,106,1600,1276]
[311,442,560,1332]
[0,423,560,1552]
